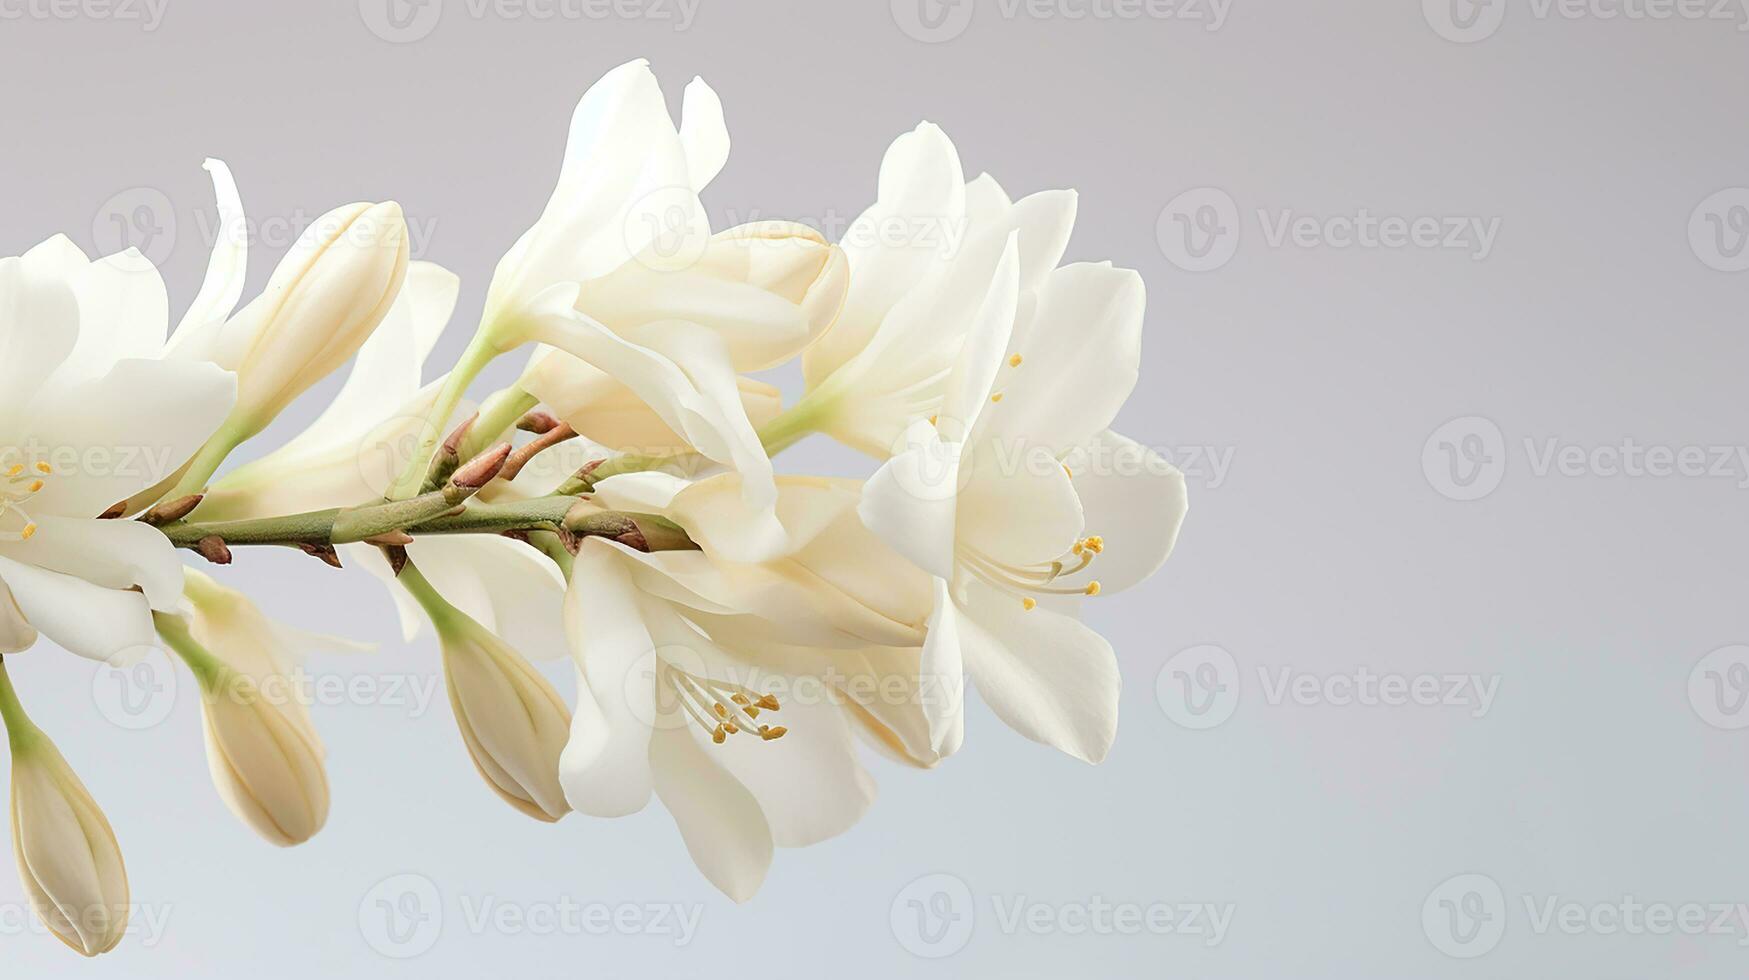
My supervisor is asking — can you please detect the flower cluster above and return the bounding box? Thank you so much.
[0,59,1186,953]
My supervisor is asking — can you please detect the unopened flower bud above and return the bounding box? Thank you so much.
[2,669,128,957]
[435,614,571,822]
[195,667,330,846]
[226,201,410,435]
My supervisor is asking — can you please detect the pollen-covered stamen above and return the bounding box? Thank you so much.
[0,456,51,542]
[958,537,1107,609]
[659,662,786,745]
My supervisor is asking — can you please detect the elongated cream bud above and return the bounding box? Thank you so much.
[1,665,129,957]
[438,616,572,822]
[155,612,329,847]
[228,201,411,435]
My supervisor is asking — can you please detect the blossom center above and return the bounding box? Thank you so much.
[0,458,52,541]
[659,661,787,745]
[958,536,1104,610]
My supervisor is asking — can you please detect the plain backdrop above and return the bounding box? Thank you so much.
[2,1,1747,976]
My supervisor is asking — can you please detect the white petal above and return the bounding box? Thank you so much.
[981,263,1145,456]
[954,448,1084,571]
[58,250,169,379]
[650,724,772,902]
[168,158,249,356]
[0,573,39,653]
[559,544,657,817]
[0,253,80,419]
[937,234,1020,442]
[679,76,729,191]
[708,694,875,848]
[0,557,156,662]
[920,580,967,757]
[26,358,235,518]
[805,122,966,386]
[858,421,961,581]
[958,578,1120,764]
[521,348,781,454]
[0,516,183,609]
[1059,431,1188,594]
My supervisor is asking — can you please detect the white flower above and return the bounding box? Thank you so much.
[858,223,1188,764]
[477,59,850,561]
[0,235,236,661]
[557,473,938,899]
[798,123,1078,458]
[5,711,129,956]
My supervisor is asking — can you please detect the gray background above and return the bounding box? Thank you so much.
[3,0,1748,976]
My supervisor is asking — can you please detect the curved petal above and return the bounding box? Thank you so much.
[679,76,729,192]
[59,249,169,379]
[1058,431,1188,595]
[650,723,772,902]
[858,422,961,581]
[0,516,183,610]
[559,543,658,817]
[954,447,1084,571]
[0,573,39,653]
[26,358,235,518]
[168,158,249,356]
[920,580,967,758]
[406,536,567,659]
[521,348,781,454]
[958,577,1119,764]
[980,263,1144,456]
[0,556,156,663]
[0,253,80,421]
[709,694,875,848]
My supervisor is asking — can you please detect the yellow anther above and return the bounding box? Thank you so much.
[5,465,21,478]
[19,523,36,541]
[928,414,938,426]
[1009,354,1023,368]
[1084,581,1102,597]
[990,393,1003,403]
[760,726,788,741]
[1085,536,1104,553]
[731,693,751,706]
[754,694,780,711]
[1022,597,1037,611]
[25,480,42,494]
[712,702,728,719]
[711,725,727,744]
[724,723,740,735]
[1072,541,1085,556]
[1063,464,1073,478]
[33,462,50,475]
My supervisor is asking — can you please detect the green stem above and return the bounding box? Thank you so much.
[460,387,540,461]
[152,612,226,690]
[0,657,42,754]
[162,423,250,501]
[387,334,502,501]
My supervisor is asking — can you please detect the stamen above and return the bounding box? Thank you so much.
[990,393,1003,403]
[661,662,787,747]
[1022,598,1037,611]
[1008,354,1023,368]
[1084,581,1102,597]
[19,523,35,540]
